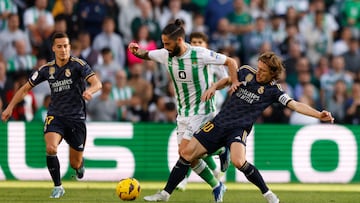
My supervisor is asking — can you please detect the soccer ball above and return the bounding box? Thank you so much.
[116,178,141,201]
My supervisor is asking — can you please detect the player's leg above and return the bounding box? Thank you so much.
[45,131,65,198]
[230,142,279,203]
[144,137,208,202]
[67,120,86,179]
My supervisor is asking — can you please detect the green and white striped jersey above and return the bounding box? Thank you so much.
[148,44,227,117]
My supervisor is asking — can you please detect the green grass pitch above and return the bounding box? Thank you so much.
[1,181,360,203]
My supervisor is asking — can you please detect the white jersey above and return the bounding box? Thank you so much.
[149,44,227,116]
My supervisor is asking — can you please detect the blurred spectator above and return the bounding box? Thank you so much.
[340,0,360,39]
[299,0,339,37]
[278,23,306,56]
[87,80,118,121]
[6,39,37,74]
[293,70,320,109]
[93,47,122,84]
[313,55,330,86]
[270,0,309,16]
[77,30,102,68]
[23,0,54,48]
[38,14,68,61]
[159,0,193,35]
[289,86,320,125]
[242,16,272,64]
[191,12,208,34]
[0,0,18,31]
[181,0,201,15]
[249,41,272,68]
[127,24,157,66]
[320,55,353,108]
[92,16,126,67]
[249,0,270,19]
[131,0,161,45]
[117,0,142,44]
[5,72,37,121]
[149,95,177,123]
[342,37,360,78]
[345,81,360,124]
[227,0,254,37]
[70,40,82,57]
[0,13,31,61]
[127,63,153,120]
[204,0,233,35]
[302,10,333,66]
[0,60,13,110]
[268,14,286,54]
[33,94,50,122]
[209,18,239,56]
[142,60,169,99]
[283,6,300,26]
[283,41,303,86]
[327,79,348,123]
[53,0,80,41]
[332,26,352,56]
[77,0,107,40]
[151,0,167,24]
[110,69,135,121]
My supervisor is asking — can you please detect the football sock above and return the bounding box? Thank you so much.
[239,161,269,194]
[203,156,217,171]
[186,167,191,178]
[192,159,218,188]
[47,155,61,186]
[164,157,190,194]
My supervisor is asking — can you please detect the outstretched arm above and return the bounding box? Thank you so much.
[128,42,151,60]
[287,100,334,123]
[223,57,241,93]
[83,75,102,101]
[1,82,33,121]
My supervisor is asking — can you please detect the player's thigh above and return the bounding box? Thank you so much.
[181,137,208,162]
[176,113,215,144]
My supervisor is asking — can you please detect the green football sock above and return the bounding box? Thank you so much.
[192,159,218,188]
[203,156,217,171]
[186,167,192,178]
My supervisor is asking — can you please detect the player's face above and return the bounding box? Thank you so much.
[256,60,273,84]
[52,37,71,62]
[161,34,181,57]
[190,38,207,48]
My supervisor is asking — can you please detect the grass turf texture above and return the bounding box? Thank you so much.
[1,181,360,203]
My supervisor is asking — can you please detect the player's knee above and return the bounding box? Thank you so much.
[179,147,194,162]
[232,158,247,169]
[46,145,57,155]
[70,159,82,169]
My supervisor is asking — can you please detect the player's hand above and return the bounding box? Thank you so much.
[228,81,243,95]
[82,90,93,101]
[319,110,334,123]
[128,42,139,54]
[201,84,217,101]
[1,108,12,122]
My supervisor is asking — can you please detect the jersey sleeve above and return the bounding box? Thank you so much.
[148,49,169,64]
[82,63,95,81]
[201,48,227,65]
[28,69,46,87]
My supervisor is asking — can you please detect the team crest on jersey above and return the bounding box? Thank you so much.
[65,69,71,77]
[245,74,253,82]
[257,86,264,94]
[49,67,55,79]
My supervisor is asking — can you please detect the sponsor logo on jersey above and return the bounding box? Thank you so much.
[65,69,71,77]
[49,67,55,79]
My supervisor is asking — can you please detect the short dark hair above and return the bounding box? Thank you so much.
[189,32,208,43]
[51,32,69,44]
[162,19,185,40]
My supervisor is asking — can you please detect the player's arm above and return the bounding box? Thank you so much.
[83,74,102,101]
[1,82,33,121]
[223,57,241,93]
[201,77,232,101]
[287,100,334,123]
[128,42,151,60]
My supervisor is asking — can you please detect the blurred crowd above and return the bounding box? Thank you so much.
[0,0,360,125]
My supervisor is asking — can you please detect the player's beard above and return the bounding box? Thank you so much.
[168,44,181,57]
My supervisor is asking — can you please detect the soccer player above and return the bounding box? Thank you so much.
[160,51,334,203]
[128,19,240,202]
[1,32,102,198]
[174,31,230,191]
